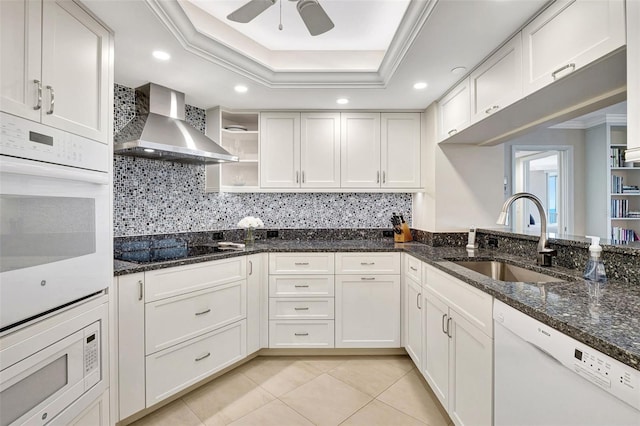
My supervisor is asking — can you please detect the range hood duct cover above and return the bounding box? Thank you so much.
[114,83,238,164]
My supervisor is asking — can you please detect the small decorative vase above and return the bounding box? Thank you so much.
[244,227,255,246]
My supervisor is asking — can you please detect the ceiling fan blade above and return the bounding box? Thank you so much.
[227,0,277,23]
[296,0,334,36]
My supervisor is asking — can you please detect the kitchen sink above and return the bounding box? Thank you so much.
[451,260,565,283]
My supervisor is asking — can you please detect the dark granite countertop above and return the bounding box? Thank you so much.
[113,239,640,371]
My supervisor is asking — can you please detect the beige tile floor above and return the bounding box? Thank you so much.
[131,356,453,426]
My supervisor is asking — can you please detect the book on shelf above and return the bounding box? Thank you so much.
[611,227,639,244]
[610,147,626,167]
[611,199,629,218]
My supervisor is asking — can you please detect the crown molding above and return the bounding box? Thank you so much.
[550,113,627,129]
[144,0,438,89]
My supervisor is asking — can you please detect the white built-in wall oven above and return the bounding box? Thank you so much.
[0,111,110,425]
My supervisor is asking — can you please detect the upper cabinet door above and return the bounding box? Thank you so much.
[438,78,470,142]
[0,0,42,121]
[340,113,381,188]
[522,0,626,96]
[381,112,421,188]
[41,0,110,143]
[301,112,340,188]
[469,33,522,124]
[260,112,301,188]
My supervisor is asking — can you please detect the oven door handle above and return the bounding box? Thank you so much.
[0,156,108,185]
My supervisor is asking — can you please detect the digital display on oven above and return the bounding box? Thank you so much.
[29,131,53,146]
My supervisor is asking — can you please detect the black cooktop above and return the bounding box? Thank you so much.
[114,240,223,264]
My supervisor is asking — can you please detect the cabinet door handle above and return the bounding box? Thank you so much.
[296,171,300,184]
[377,171,380,183]
[294,332,309,336]
[409,266,418,271]
[195,352,211,362]
[551,63,575,80]
[485,105,499,114]
[361,277,376,281]
[382,171,386,184]
[138,280,143,301]
[360,262,375,266]
[33,80,42,110]
[294,284,309,288]
[447,129,457,136]
[46,85,54,115]
[302,171,305,183]
[442,313,448,335]
[195,308,211,316]
[447,317,453,338]
[416,292,421,309]
[294,307,309,311]
[294,262,309,266]
[248,260,253,276]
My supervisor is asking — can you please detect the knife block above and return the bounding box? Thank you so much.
[394,223,413,243]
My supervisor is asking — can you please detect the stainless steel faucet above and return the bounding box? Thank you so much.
[496,192,557,267]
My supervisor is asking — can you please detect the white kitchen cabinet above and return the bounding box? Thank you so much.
[522,0,626,96]
[69,390,110,426]
[335,252,401,275]
[404,275,423,369]
[269,320,335,348]
[0,0,110,143]
[260,112,301,188]
[246,253,266,354]
[381,113,421,188]
[335,274,401,348]
[421,265,493,426]
[269,252,335,275]
[469,33,522,124]
[341,112,381,188]
[301,112,341,188]
[438,78,470,142]
[116,273,146,420]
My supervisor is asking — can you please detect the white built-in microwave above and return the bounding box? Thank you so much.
[0,112,111,331]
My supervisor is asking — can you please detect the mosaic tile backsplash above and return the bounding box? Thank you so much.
[113,84,412,237]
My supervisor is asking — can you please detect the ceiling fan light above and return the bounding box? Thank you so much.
[297,0,334,36]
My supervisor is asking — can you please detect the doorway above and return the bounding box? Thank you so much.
[512,146,573,235]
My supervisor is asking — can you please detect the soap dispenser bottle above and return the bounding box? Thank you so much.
[583,236,607,283]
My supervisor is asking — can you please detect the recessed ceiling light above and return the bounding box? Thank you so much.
[152,50,170,61]
[234,85,248,93]
[143,148,155,153]
[413,82,428,90]
[451,66,467,75]
[336,98,349,105]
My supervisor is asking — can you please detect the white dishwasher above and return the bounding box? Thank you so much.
[494,299,640,426]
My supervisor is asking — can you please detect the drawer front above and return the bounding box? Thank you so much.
[269,253,335,274]
[404,254,422,283]
[425,264,493,337]
[269,320,334,348]
[269,275,334,297]
[146,280,246,354]
[335,252,401,274]
[145,257,246,302]
[269,298,334,320]
[146,320,246,407]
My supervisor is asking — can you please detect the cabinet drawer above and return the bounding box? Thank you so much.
[146,280,246,354]
[269,298,334,320]
[269,253,334,274]
[145,257,246,302]
[269,275,334,297]
[146,320,246,407]
[425,265,493,337]
[335,252,401,274]
[404,254,422,283]
[269,320,334,348]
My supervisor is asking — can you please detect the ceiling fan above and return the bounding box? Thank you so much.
[227,0,335,36]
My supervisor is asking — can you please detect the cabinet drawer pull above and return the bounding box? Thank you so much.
[195,352,211,362]
[360,262,375,266]
[294,307,309,311]
[138,280,143,301]
[485,105,499,114]
[195,308,211,316]
[46,85,54,115]
[33,80,42,110]
[442,314,448,334]
[447,317,453,338]
[447,129,457,136]
[294,262,309,266]
[417,292,421,309]
[248,260,253,275]
[296,171,300,184]
[377,171,380,183]
[294,284,309,288]
[382,171,386,184]
[361,277,375,281]
[294,332,309,336]
[409,266,418,271]
[551,63,575,80]
[302,171,305,183]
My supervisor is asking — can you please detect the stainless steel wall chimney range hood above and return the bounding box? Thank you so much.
[114,83,238,164]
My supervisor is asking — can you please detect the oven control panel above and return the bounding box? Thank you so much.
[83,321,101,390]
[0,112,108,172]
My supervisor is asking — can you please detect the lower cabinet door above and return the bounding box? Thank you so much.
[145,320,246,407]
[269,320,335,348]
[69,390,109,426]
[404,277,423,368]
[422,291,450,409]
[449,309,493,426]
